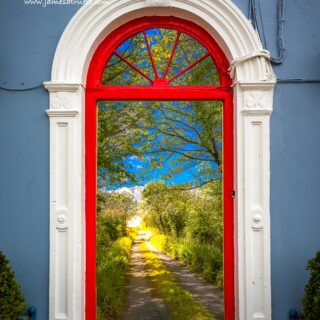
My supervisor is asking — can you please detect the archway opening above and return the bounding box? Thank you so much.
[86,17,234,320]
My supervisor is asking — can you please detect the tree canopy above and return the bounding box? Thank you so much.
[97,27,222,190]
[98,100,222,189]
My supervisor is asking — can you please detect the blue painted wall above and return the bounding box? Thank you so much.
[0,2,81,318]
[0,1,319,319]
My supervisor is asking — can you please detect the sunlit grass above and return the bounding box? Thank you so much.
[141,240,215,320]
[150,234,223,288]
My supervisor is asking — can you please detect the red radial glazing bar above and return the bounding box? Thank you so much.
[168,52,210,83]
[114,50,153,83]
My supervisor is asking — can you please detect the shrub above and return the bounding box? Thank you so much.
[150,234,223,286]
[97,232,137,320]
[0,251,27,320]
[303,251,320,320]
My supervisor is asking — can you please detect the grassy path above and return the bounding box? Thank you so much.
[124,233,172,320]
[145,240,224,320]
[140,234,216,320]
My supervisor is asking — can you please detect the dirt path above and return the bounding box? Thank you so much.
[124,231,224,320]
[124,233,173,320]
[145,240,224,320]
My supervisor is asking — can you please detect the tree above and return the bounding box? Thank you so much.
[303,251,320,320]
[98,102,150,188]
[98,27,222,190]
[0,251,27,320]
[98,100,222,189]
[185,180,222,248]
[142,182,171,234]
[97,190,137,242]
[141,181,223,241]
[141,100,222,188]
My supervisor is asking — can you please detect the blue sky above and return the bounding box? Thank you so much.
[123,154,199,188]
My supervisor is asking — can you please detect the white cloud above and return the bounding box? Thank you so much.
[111,185,144,202]
[127,155,139,161]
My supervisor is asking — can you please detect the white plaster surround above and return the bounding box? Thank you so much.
[44,0,276,319]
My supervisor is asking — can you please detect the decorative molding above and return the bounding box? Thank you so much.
[228,50,272,80]
[56,214,68,231]
[145,0,173,6]
[237,81,275,116]
[46,110,79,117]
[242,92,272,114]
[242,109,272,116]
[50,92,75,110]
[51,0,275,83]
[47,1,276,319]
[243,91,272,114]
[245,92,267,109]
[43,82,81,92]
[251,209,263,230]
[237,81,276,88]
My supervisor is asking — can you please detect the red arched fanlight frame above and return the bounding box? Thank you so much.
[86,16,234,320]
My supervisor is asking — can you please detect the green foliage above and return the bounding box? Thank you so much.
[185,180,222,248]
[142,181,191,236]
[97,102,150,187]
[142,181,222,239]
[303,251,320,320]
[142,180,223,287]
[96,190,138,319]
[96,236,135,320]
[150,234,223,286]
[96,190,137,243]
[0,251,27,320]
[149,234,167,252]
[140,100,223,188]
[98,100,222,190]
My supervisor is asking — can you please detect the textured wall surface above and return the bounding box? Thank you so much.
[0,1,319,319]
[0,2,81,318]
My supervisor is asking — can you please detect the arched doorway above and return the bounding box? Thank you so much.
[45,1,275,319]
[85,16,234,320]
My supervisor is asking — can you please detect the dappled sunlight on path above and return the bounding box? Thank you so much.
[124,231,224,320]
[124,232,173,320]
[145,237,224,320]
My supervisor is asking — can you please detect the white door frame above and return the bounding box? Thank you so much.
[44,1,276,319]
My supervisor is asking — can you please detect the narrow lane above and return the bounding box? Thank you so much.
[124,233,173,320]
[145,241,224,320]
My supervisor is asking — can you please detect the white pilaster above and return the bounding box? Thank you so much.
[45,82,84,320]
[236,82,274,319]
